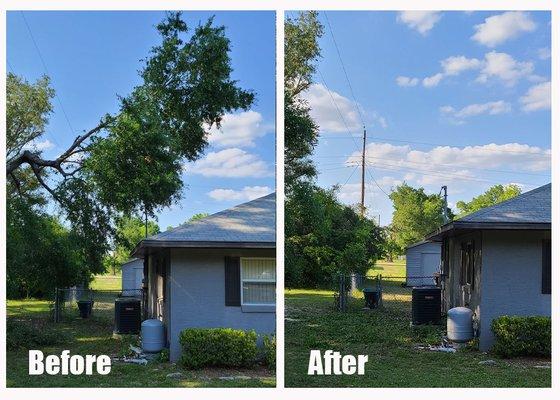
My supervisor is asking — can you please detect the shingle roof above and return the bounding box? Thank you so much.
[427,183,551,240]
[458,183,550,224]
[132,193,275,255]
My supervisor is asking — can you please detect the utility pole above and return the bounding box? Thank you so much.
[360,125,366,217]
[440,185,450,223]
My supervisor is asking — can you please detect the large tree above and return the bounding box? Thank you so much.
[389,183,453,252]
[7,12,254,284]
[456,184,521,217]
[284,12,323,190]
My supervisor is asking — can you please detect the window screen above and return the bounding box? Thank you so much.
[241,258,276,305]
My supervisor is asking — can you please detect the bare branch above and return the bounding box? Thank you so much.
[6,119,109,176]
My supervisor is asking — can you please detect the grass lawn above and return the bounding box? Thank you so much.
[90,273,123,291]
[285,262,550,388]
[6,299,275,388]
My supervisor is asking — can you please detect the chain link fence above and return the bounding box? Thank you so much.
[53,288,144,324]
[334,273,440,317]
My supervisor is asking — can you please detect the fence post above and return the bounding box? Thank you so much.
[54,287,59,323]
[338,274,345,312]
[378,275,383,308]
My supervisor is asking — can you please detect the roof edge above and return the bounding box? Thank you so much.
[426,221,551,241]
[132,240,276,258]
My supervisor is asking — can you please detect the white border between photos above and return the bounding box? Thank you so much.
[0,1,558,399]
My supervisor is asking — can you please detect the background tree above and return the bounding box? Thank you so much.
[284,12,323,190]
[284,12,386,288]
[105,216,160,275]
[389,183,453,252]
[456,184,521,217]
[6,12,254,294]
[188,212,209,222]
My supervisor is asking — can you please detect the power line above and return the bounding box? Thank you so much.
[323,11,366,127]
[21,11,74,138]
[365,166,390,198]
[341,165,359,188]
[316,69,362,152]
[322,135,551,157]
[7,59,15,73]
[364,161,541,187]
[359,154,550,177]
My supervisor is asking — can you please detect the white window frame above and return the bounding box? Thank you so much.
[240,257,276,306]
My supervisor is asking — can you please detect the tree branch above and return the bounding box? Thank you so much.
[6,119,109,176]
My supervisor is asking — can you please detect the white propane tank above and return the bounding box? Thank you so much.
[447,307,474,343]
[141,319,165,353]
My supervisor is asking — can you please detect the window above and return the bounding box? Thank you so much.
[542,239,551,294]
[241,258,276,305]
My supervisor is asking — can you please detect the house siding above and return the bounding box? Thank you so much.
[479,230,551,350]
[121,259,143,294]
[443,231,483,319]
[168,248,276,362]
[405,242,441,286]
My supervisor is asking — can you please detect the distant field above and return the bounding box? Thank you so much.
[90,273,122,291]
[370,260,406,277]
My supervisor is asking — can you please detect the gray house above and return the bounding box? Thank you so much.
[405,240,441,286]
[132,193,276,361]
[427,183,551,350]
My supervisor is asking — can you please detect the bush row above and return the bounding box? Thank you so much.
[179,327,275,369]
[491,315,550,358]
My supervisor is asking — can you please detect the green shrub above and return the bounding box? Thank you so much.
[179,328,258,369]
[491,316,551,358]
[6,318,71,350]
[158,348,170,363]
[263,335,276,369]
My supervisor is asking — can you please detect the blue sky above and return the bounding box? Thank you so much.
[291,11,551,225]
[7,10,275,230]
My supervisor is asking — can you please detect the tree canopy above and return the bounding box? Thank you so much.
[284,11,323,191]
[6,12,254,295]
[284,12,385,288]
[456,184,521,217]
[389,183,453,251]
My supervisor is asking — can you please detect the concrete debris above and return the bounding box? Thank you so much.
[478,360,498,366]
[129,345,143,355]
[415,344,457,353]
[219,375,252,380]
[123,357,148,365]
[534,365,551,369]
[166,372,183,379]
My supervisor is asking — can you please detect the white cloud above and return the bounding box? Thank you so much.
[520,81,551,112]
[397,11,442,35]
[185,148,272,178]
[23,139,55,152]
[207,186,272,201]
[538,47,551,60]
[440,100,511,121]
[472,11,536,47]
[345,142,551,187]
[396,76,419,87]
[411,52,534,88]
[422,73,444,88]
[302,83,361,133]
[302,83,387,132]
[207,110,271,148]
[476,51,533,87]
[419,56,480,88]
[441,55,481,75]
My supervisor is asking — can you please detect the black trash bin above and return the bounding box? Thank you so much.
[77,300,94,318]
[363,288,380,309]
